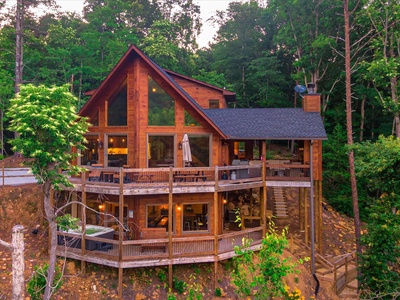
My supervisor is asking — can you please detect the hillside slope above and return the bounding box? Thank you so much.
[0,158,355,299]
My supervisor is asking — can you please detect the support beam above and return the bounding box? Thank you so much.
[118,168,124,299]
[261,140,267,235]
[213,167,220,291]
[168,167,174,289]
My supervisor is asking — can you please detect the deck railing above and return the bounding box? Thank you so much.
[56,226,264,266]
[80,161,310,187]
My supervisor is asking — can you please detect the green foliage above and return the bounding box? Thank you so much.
[231,223,304,299]
[167,288,177,300]
[187,273,203,300]
[27,263,62,300]
[214,287,222,297]
[172,277,187,295]
[323,124,369,217]
[6,84,89,189]
[55,214,79,232]
[353,135,400,294]
[157,267,168,289]
[359,195,400,296]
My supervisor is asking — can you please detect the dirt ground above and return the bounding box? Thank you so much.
[0,157,355,299]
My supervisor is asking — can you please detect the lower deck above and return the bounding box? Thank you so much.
[56,227,264,268]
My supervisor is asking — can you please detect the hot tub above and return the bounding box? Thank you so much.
[58,225,114,250]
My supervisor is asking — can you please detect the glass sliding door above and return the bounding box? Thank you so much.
[148,135,175,167]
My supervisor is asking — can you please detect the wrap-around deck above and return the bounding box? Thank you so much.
[58,162,312,268]
[66,162,312,195]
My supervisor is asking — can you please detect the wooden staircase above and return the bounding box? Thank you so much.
[289,237,359,298]
[272,187,288,218]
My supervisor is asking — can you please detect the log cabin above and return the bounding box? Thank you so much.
[56,45,327,296]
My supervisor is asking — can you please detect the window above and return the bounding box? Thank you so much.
[107,135,128,167]
[82,135,99,165]
[108,84,127,126]
[148,135,175,167]
[147,204,174,230]
[184,110,201,127]
[187,135,210,167]
[209,100,219,109]
[148,76,175,126]
[182,203,208,232]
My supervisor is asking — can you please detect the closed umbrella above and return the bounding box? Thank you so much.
[182,134,192,166]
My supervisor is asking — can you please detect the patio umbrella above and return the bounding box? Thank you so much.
[182,134,192,166]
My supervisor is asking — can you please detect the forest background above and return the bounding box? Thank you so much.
[0,0,399,295]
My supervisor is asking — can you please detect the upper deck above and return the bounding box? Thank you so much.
[66,162,312,195]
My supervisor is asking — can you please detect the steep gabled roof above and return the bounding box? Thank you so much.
[79,45,226,137]
[79,45,327,141]
[203,108,327,140]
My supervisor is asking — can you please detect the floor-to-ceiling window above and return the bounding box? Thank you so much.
[82,135,99,165]
[148,135,175,167]
[107,135,128,167]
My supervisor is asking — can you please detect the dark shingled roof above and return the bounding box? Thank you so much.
[203,108,327,140]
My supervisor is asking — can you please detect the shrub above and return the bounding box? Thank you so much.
[27,263,62,300]
[231,222,306,299]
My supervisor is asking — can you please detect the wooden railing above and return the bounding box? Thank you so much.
[1,167,36,186]
[56,226,264,265]
[79,162,310,186]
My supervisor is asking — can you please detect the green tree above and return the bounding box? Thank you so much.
[362,0,400,137]
[268,0,342,92]
[232,224,305,299]
[353,135,400,295]
[6,84,89,300]
[211,1,270,107]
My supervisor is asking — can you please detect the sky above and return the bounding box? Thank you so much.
[6,0,241,48]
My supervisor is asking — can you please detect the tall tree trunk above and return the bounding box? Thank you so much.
[42,179,57,300]
[14,0,24,155]
[15,0,23,94]
[390,48,399,137]
[360,93,366,142]
[344,0,362,272]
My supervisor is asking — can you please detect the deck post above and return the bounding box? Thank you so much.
[118,268,123,299]
[261,141,267,235]
[299,187,304,231]
[304,188,309,244]
[81,171,87,275]
[168,167,174,289]
[118,167,124,298]
[315,180,323,253]
[213,166,219,291]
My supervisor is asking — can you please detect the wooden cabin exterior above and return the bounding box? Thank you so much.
[57,45,327,296]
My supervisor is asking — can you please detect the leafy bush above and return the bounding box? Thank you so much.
[172,277,187,294]
[231,222,306,299]
[27,263,62,300]
[56,213,79,231]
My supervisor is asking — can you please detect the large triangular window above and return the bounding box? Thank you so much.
[148,76,175,126]
[108,83,127,126]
